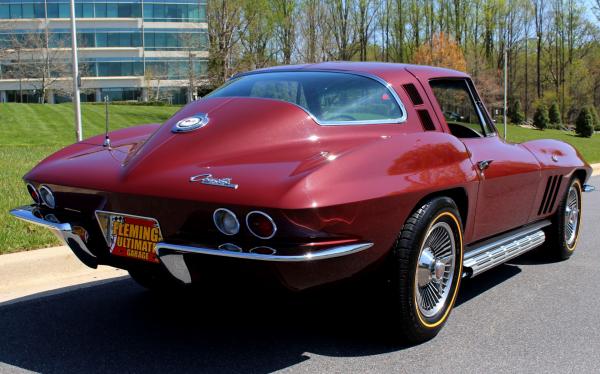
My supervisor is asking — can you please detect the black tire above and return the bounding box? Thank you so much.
[544,178,583,260]
[128,266,182,291]
[390,197,463,344]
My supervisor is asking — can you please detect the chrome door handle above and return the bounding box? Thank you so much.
[478,160,493,171]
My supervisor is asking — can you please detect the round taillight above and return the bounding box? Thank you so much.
[213,208,240,236]
[246,211,277,239]
[26,183,40,204]
[39,185,56,209]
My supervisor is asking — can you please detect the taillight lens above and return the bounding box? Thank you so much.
[26,183,40,204]
[246,211,277,239]
[213,208,240,235]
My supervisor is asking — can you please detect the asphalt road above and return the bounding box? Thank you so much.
[1,176,599,374]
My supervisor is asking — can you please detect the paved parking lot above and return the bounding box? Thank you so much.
[0,176,598,374]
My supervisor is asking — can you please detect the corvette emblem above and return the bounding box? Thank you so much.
[190,173,238,189]
[172,113,209,133]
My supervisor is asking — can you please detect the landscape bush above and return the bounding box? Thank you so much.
[533,104,550,130]
[549,102,561,125]
[575,107,594,138]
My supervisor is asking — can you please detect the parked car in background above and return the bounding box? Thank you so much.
[11,62,592,343]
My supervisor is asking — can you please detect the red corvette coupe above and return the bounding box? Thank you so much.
[11,62,592,342]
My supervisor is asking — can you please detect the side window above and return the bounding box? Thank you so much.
[429,79,492,138]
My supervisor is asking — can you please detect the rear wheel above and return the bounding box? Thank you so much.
[390,197,463,343]
[544,178,583,260]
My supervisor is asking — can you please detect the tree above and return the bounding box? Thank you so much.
[412,32,466,71]
[589,105,600,131]
[179,33,205,102]
[575,106,594,137]
[533,104,550,130]
[272,0,296,64]
[549,102,562,125]
[207,0,245,86]
[508,99,525,124]
[12,24,72,103]
[327,0,359,60]
[239,0,275,70]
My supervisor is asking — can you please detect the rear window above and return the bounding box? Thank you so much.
[206,71,406,125]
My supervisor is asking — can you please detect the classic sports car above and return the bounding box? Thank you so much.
[11,62,592,343]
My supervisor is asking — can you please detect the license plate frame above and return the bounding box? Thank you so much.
[95,210,163,263]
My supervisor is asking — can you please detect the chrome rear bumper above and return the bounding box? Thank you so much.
[9,205,98,268]
[155,241,373,284]
[10,205,374,284]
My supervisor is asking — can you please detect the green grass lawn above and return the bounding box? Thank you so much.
[499,125,600,164]
[0,103,180,254]
[0,104,597,254]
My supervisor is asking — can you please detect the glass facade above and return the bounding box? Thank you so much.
[0,0,208,104]
[0,0,206,22]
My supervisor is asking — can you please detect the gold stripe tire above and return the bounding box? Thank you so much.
[390,196,463,344]
[544,177,583,261]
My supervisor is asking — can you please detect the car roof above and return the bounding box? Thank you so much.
[245,61,469,81]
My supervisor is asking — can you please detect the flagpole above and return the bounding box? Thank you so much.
[503,49,508,140]
[69,0,82,141]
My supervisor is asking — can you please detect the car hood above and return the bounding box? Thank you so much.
[25,98,378,208]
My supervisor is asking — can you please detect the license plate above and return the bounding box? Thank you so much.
[95,211,162,263]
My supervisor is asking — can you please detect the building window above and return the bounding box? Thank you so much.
[101,88,141,102]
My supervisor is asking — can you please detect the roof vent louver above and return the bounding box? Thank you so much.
[403,83,424,106]
[417,109,436,131]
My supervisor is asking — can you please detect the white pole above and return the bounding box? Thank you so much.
[69,0,82,141]
[503,49,508,140]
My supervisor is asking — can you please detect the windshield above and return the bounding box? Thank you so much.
[206,71,405,125]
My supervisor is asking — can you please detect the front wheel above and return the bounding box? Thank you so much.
[544,178,583,260]
[390,197,463,343]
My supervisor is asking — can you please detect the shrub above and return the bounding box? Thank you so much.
[575,107,594,137]
[508,99,525,124]
[533,104,549,130]
[590,106,600,131]
[549,102,561,125]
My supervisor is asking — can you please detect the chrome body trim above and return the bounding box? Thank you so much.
[245,210,277,239]
[209,70,408,126]
[9,205,97,268]
[463,220,550,277]
[156,241,373,284]
[156,241,372,263]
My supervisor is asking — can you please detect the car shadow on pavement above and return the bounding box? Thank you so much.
[0,264,521,374]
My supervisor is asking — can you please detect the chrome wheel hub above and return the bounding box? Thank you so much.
[415,221,456,318]
[564,186,580,246]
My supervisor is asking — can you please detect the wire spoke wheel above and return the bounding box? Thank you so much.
[564,185,580,247]
[414,222,456,318]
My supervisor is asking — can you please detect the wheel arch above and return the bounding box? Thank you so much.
[412,187,469,230]
[573,168,589,184]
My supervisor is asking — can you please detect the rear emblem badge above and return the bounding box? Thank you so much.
[190,173,238,189]
[172,113,209,133]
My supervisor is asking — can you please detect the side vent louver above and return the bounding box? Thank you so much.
[538,175,563,215]
[417,109,436,131]
[403,83,424,105]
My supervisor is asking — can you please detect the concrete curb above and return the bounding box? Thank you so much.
[592,163,600,177]
[0,246,127,304]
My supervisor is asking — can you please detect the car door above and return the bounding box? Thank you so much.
[426,78,541,242]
